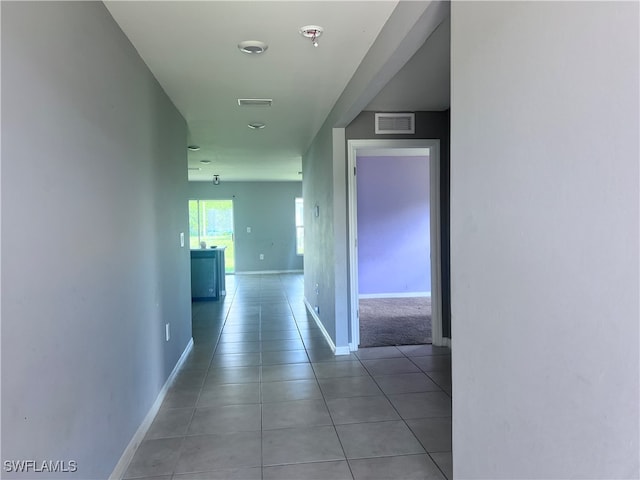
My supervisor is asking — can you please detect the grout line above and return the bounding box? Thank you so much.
[363,351,452,480]
[279,274,355,479]
[177,273,451,478]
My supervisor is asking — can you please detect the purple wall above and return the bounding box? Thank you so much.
[357,155,431,296]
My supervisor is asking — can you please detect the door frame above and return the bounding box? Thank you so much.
[347,139,444,349]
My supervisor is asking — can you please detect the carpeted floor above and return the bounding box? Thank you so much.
[359,297,432,347]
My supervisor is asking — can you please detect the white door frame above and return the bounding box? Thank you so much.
[347,139,444,350]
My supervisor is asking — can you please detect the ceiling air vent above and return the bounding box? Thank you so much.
[238,98,273,107]
[375,113,415,135]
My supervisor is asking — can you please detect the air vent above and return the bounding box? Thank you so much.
[375,113,415,134]
[238,98,273,107]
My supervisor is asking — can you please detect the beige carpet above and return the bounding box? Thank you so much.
[359,297,432,347]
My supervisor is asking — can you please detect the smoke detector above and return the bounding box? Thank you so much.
[299,25,324,47]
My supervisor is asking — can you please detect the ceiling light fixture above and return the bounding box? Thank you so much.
[238,40,268,55]
[248,123,266,129]
[213,175,220,185]
[299,25,324,47]
[188,167,201,171]
[187,145,200,151]
[200,159,211,164]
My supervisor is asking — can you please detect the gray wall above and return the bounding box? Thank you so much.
[188,182,303,273]
[451,1,639,478]
[302,126,339,343]
[1,3,192,478]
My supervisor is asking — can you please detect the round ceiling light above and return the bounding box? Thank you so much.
[200,159,211,164]
[248,123,266,129]
[187,145,200,151]
[238,40,268,55]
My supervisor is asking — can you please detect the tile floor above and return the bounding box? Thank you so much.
[123,274,452,480]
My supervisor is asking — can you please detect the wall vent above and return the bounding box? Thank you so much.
[238,98,273,107]
[375,113,415,134]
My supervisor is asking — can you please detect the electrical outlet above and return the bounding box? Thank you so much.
[165,323,170,342]
[259,253,264,260]
[247,226,251,233]
[314,305,320,314]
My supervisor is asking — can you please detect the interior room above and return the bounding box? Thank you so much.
[1,1,637,480]
[356,150,433,347]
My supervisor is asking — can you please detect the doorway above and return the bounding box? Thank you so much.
[188,199,236,273]
[348,139,443,350]
[356,151,432,347]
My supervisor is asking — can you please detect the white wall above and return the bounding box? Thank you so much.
[451,2,639,478]
[1,3,192,478]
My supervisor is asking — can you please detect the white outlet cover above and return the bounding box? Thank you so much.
[247,226,251,233]
[259,254,264,260]
[165,323,170,341]
[180,232,184,247]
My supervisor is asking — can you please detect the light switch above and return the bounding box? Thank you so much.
[180,232,184,247]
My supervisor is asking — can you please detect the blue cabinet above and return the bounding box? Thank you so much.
[190,247,226,300]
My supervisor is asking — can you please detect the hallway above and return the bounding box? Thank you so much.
[123,273,452,479]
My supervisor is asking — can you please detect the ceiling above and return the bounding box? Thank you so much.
[104,1,450,182]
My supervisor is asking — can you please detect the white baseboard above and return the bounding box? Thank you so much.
[359,292,431,299]
[235,269,303,275]
[335,345,351,355]
[303,298,335,351]
[109,338,194,480]
[303,298,352,356]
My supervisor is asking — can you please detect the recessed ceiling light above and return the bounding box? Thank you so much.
[188,167,201,171]
[187,145,200,151]
[248,123,266,129]
[238,40,268,55]
[200,159,211,164]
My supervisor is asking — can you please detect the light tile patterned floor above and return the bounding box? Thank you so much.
[123,273,452,480]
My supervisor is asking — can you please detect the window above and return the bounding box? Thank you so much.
[188,199,235,273]
[295,197,304,255]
